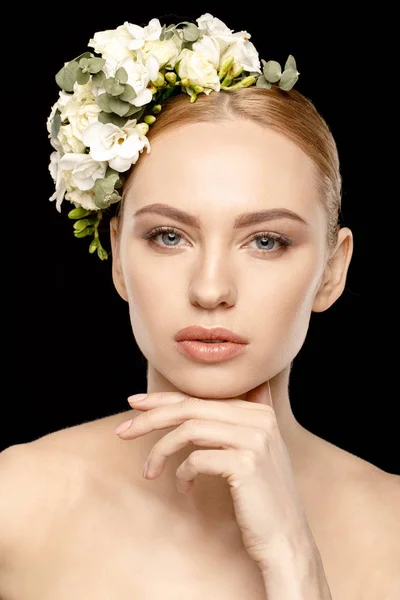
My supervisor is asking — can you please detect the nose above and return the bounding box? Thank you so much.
[187,247,237,309]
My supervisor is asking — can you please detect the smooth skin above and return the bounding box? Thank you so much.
[1,119,399,599]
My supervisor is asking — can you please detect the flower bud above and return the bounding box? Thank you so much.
[239,75,256,88]
[218,56,234,80]
[147,83,157,95]
[165,72,177,84]
[193,85,203,94]
[153,73,165,87]
[89,237,99,253]
[179,78,191,87]
[230,63,244,78]
[152,104,162,114]
[135,122,150,136]
[144,115,156,125]
[189,92,197,103]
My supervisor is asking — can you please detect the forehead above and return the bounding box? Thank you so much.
[126,120,320,218]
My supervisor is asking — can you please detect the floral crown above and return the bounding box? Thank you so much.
[47,13,299,260]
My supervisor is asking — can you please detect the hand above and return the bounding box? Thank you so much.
[114,382,316,575]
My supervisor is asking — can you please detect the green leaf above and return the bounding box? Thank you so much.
[164,30,175,40]
[76,69,90,85]
[115,67,128,84]
[119,84,137,102]
[255,75,272,89]
[55,60,79,92]
[94,177,116,198]
[109,96,130,116]
[279,68,299,91]
[183,23,200,42]
[73,52,92,63]
[78,58,90,70]
[284,55,297,72]
[157,85,179,103]
[92,71,106,87]
[88,57,106,73]
[104,77,124,96]
[96,93,112,113]
[51,110,62,139]
[68,207,92,219]
[124,104,144,119]
[98,111,128,127]
[262,60,282,83]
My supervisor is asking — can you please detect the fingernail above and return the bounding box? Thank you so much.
[114,419,133,435]
[129,394,147,404]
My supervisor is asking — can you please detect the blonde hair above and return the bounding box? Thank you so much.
[119,86,342,250]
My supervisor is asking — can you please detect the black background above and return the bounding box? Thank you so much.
[9,4,397,473]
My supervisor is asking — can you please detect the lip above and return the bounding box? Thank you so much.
[176,340,247,363]
[174,326,249,344]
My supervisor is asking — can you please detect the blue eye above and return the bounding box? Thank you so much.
[142,227,292,253]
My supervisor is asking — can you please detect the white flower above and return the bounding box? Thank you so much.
[60,83,101,141]
[65,186,98,211]
[88,24,133,61]
[177,49,220,94]
[49,151,67,212]
[58,153,107,191]
[124,18,162,51]
[101,55,157,107]
[140,34,182,69]
[196,12,255,59]
[220,38,261,73]
[82,120,150,172]
[58,124,86,154]
[192,35,221,69]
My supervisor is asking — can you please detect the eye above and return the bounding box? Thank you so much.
[142,227,292,253]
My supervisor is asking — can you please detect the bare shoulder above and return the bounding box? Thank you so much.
[0,411,131,564]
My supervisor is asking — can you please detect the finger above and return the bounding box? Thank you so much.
[118,398,275,439]
[128,392,270,412]
[175,448,237,493]
[144,420,265,478]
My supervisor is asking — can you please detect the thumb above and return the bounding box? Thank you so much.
[245,380,273,408]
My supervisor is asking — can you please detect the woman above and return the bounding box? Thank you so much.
[2,13,399,599]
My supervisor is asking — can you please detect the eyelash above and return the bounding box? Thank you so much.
[141,226,292,254]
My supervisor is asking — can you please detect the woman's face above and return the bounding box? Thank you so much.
[111,119,331,398]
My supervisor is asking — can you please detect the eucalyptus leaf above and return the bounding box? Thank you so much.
[98,111,128,127]
[89,57,106,73]
[124,105,144,119]
[256,75,272,89]
[103,77,116,94]
[110,96,130,117]
[51,110,61,139]
[79,58,90,70]
[115,67,128,84]
[92,71,106,87]
[96,93,112,113]
[55,60,79,92]
[110,81,125,96]
[73,52,93,63]
[68,207,92,219]
[183,23,199,42]
[119,84,137,102]
[263,60,282,83]
[94,177,117,199]
[76,69,90,85]
[284,55,297,72]
[279,68,299,91]
[164,30,175,40]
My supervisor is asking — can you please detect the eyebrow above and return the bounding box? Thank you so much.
[133,203,309,228]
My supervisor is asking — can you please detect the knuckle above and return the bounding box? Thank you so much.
[252,429,269,450]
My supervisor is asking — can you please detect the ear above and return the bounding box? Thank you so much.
[110,216,129,303]
[312,226,354,313]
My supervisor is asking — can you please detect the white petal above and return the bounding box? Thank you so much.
[147,54,160,81]
[132,88,152,107]
[109,155,134,172]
